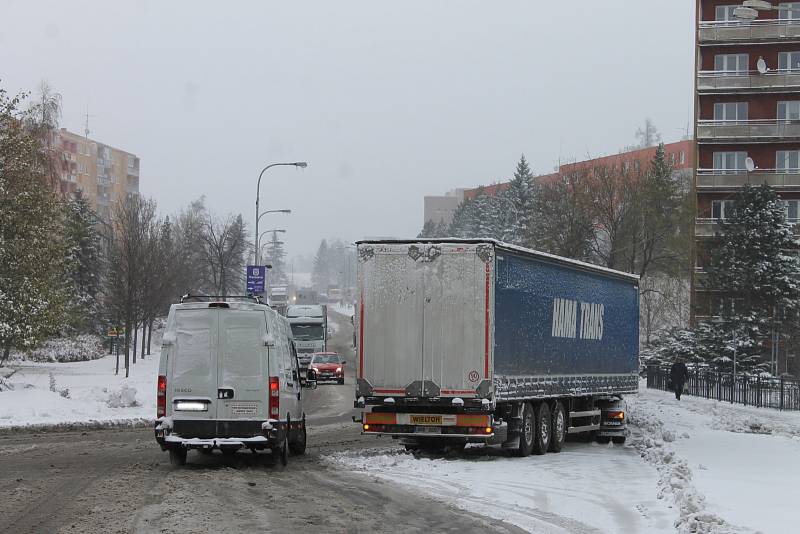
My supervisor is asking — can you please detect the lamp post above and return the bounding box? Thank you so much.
[258,228,287,256]
[255,210,290,256]
[254,162,306,264]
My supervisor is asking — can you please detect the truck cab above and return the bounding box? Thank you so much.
[286,304,328,369]
[154,296,314,466]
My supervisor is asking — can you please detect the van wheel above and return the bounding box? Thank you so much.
[289,418,307,456]
[533,402,551,455]
[549,401,566,453]
[516,402,534,457]
[169,447,187,466]
[279,436,289,467]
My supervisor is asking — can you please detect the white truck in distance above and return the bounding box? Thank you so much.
[286,304,328,368]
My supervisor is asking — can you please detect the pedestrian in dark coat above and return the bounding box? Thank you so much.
[670,359,690,400]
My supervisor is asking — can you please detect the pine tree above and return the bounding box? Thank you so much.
[417,219,436,238]
[0,87,68,363]
[312,239,331,292]
[704,184,800,372]
[505,154,535,246]
[63,191,103,333]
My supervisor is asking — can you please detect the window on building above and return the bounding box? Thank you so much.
[680,151,686,164]
[715,5,740,21]
[712,199,736,219]
[634,160,640,172]
[779,2,800,20]
[785,199,800,222]
[777,150,800,171]
[713,151,747,173]
[714,102,748,122]
[778,101,800,121]
[127,157,135,169]
[715,54,749,73]
[779,51,800,70]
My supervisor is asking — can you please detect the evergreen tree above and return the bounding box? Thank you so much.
[505,154,535,246]
[434,219,450,238]
[312,239,331,292]
[0,87,67,363]
[704,184,800,372]
[263,230,287,283]
[448,197,479,238]
[417,219,436,238]
[63,191,103,333]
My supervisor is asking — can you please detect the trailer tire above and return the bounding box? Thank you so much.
[533,402,551,455]
[549,401,566,453]
[612,436,626,445]
[516,402,535,457]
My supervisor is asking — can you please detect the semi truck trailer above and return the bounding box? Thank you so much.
[354,240,639,455]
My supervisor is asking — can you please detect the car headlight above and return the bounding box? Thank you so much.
[336,367,342,372]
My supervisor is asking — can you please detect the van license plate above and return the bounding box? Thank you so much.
[410,415,443,425]
[231,402,259,415]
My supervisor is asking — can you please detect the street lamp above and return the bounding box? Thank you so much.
[255,162,307,264]
[258,228,287,252]
[257,209,291,226]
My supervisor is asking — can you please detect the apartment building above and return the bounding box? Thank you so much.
[53,128,139,222]
[693,1,800,323]
[457,140,694,204]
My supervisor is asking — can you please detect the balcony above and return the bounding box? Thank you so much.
[697,168,800,189]
[699,19,800,44]
[695,218,722,237]
[696,217,800,237]
[697,119,800,142]
[697,70,800,93]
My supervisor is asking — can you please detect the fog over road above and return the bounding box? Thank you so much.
[0,309,526,534]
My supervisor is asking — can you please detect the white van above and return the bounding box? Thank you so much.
[154,296,314,466]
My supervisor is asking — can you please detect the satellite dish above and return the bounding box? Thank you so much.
[745,157,756,173]
[757,57,768,75]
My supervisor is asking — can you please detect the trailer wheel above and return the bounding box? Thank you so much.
[516,402,534,457]
[533,402,551,455]
[549,401,566,453]
[612,436,626,445]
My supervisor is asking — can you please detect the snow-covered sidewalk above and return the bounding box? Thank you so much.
[628,385,800,534]
[0,343,159,429]
[327,387,800,533]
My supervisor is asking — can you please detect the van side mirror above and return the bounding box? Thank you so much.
[263,334,276,348]
[300,376,317,390]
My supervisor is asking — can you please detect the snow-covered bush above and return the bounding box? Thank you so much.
[16,334,105,363]
[106,384,138,408]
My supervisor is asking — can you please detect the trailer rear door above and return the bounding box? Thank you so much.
[358,242,493,398]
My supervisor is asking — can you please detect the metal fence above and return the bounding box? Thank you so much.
[646,365,800,411]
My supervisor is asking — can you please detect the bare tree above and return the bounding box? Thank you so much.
[530,173,594,261]
[201,213,248,296]
[107,195,156,377]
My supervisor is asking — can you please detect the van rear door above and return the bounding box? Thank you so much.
[216,308,269,421]
[171,308,219,421]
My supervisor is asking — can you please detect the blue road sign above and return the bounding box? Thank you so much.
[246,265,266,294]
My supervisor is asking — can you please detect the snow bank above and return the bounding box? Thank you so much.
[630,383,800,533]
[325,443,676,533]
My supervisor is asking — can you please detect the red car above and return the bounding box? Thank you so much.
[308,352,345,384]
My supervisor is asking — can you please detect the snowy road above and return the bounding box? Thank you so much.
[4,310,800,532]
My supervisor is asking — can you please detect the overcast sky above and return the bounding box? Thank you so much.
[1,0,695,259]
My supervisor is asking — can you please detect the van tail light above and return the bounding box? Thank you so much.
[269,376,280,418]
[157,375,167,417]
